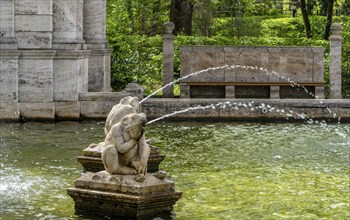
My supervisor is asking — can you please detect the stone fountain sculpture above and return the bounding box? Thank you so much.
[77,96,165,172]
[67,97,182,219]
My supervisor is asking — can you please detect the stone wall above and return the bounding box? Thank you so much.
[180,46,325,99]
[0,0,114,121]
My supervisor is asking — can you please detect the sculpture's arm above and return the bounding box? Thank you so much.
[112,125,137,154]
[136,134,150,174]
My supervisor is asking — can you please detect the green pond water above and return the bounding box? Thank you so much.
[0,121,349,219]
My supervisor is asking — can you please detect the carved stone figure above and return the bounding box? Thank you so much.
[101,113,150,175]
[69,97,182,219]
[104,96,140,135]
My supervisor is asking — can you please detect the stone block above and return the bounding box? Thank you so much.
[80,101,115,119]
[54,50,90,101]
[15,0,53,15]
[53,59,79,101]
[87,50,112,92]
[55,102,80,119]
[88,56,104,92]
[16,32,52,49]
[187,51,225,82]
[19,58,53,102]
[20,102,54,120]
[0,57,19,102]
[15,15,52,32]
[0,102,20,121]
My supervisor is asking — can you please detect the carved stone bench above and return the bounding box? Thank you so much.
[180,46,325,99]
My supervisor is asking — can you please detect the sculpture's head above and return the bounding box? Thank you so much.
[120,96,140,112]
[121,113,147,140]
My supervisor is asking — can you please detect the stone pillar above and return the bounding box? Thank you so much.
[52,0,84,49]
[162,22,175,98]
[83,0,108,45]
[0,0,17,49]
[83,0,112,92]
[329,23,342,99]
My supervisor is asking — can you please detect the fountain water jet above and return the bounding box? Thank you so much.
[140,64,340,122]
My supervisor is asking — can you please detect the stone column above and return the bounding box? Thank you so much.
[0,0,17,49]
[83,0,108,45]
[53,0,84,49]
[162,22,175,98]
[329,23,342,99]
[83,0,112,92]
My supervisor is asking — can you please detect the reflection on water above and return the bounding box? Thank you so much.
[0,122,349,219]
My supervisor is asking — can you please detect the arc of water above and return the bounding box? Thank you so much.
[141,64,340,122]
[146,100,326,126]
[140,65,229,104]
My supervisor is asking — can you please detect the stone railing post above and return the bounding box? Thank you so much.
[329,23,342,99]
[162,22,175,98]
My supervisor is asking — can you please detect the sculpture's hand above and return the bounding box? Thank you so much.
[132,161,147,175]
[138,163,147,175]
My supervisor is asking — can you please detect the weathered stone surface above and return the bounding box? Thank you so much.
[141,98,350,122]
[162,23,175,98]
[16,32,52,49]
[0,56,19,102]
[18,57,54,102]
[0,102,20,120]
[180,46,325,99]
[0,0,15,39]
[15,15,52,32]
[87,49,113,92]
[20,102,54,120]
[15,0,53,15]
[53,50,90,102]
[55,102,80,119]
[329,24,342,99]
[67,171,182,219]
[0,0,112,121]
[83,0,107,43]
[53,0,84,43]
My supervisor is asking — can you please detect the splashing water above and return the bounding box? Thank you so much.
[142,64,340,124]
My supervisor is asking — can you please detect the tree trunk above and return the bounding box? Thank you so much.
[306,0,314,15]
[170,0,194,35]
[323,0,334,40]
[300,0,312,38]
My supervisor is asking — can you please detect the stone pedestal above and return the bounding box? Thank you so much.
[77,144,165,173]
[67,171,182,219]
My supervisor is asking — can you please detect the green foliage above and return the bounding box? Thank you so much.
[108,35,163,93]
[261,18,305,38]
[106,0,350,97]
